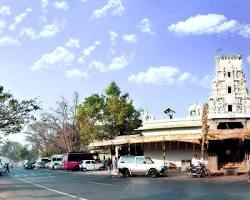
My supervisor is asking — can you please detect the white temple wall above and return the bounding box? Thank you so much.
[143,142,201,170]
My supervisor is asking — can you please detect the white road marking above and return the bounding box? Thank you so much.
[87,181,115,187]
[23,176,56,180]
[9,174,88,200]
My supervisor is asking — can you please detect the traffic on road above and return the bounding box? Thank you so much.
[1,165,250,200]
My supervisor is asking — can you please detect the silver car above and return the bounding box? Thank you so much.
[118,156,167,178]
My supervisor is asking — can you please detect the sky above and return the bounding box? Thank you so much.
[2,0,250,142]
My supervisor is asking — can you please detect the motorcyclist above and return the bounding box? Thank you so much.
[191,155,200,167]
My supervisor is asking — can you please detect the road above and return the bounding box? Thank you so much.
[1,168,250,200]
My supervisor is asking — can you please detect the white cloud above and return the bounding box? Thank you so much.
[41,0,49,22]
[20,21,65,40]
[109,30,118,46]
[239,25,250,38]
[19,28,37,40]
[199,75,212,88]
[88,61,106,72]
[128,66,195,85]
[0,6,11,15]
[78,41,101,64]
[89,54,133,73]
[108,30,118,56]
[41,0,49,12]
[39,21,65,38]
[177,72,196,83]
[0,20,6,31]
[122,34,137,44]
[9,8,32,31]
[137,18,155,35]
[65,68,89,79]
[0,35,20,46]
[91,0,125,19]
[53,1,69,10]
[168,14,240,36]
[247,55,250,64]
[31,46,75,71]
[109,55,130,70]
[65,38,80,48]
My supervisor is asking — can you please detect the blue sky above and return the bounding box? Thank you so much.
[1,0,250,126]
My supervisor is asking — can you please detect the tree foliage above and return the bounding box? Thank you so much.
[77,81,142,146]
[0,86,39,136]
[0,141,37,161]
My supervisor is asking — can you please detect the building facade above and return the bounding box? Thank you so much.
[89,55,250,173]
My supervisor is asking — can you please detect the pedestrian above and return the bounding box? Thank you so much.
[107,158,112,177]
[112,157,118,177]
[5,163,9,173]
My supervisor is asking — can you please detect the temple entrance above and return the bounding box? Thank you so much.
[209,139,245,170]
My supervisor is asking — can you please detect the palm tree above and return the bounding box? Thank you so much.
[201,103,209,159]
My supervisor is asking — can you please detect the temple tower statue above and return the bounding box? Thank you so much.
[209,55,250,124]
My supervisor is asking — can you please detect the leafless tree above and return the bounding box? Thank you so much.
[27,92,81,155]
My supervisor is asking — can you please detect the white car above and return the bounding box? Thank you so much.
[45,162,51,169]
[49,162,62,170]
[79,160,104,171]
[118,156,167,178]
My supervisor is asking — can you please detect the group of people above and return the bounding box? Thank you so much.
[191,155,204,167]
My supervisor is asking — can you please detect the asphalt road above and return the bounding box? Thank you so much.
[1,167,250,200]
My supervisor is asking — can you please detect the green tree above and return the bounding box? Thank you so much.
[77,81,142,146]
[0,86,39,136]
[0,141,37,161]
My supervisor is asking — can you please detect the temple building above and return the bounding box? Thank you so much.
[88,55,250,173]
[207,55,250,172]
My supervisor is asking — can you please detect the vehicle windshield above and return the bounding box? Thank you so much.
[145,157,154,164]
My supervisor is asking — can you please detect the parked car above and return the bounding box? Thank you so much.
[24,161,34,169]
[49,162,62,170]
[45,162,51,169]
[35,161,46,168]
[118,156,167,178]
[79,160,104,171]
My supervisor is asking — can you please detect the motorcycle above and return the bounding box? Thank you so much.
[186,163,209,178]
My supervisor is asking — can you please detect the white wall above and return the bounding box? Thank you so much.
[143,142,201,170]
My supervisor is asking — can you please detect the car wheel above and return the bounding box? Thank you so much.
[148,169,157,178]
[122,168,130,177]
[82,168,87,172]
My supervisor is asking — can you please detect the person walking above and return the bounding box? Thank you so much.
[112,157,118,177]
[5,163,10,173]
[107,158,112,177]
